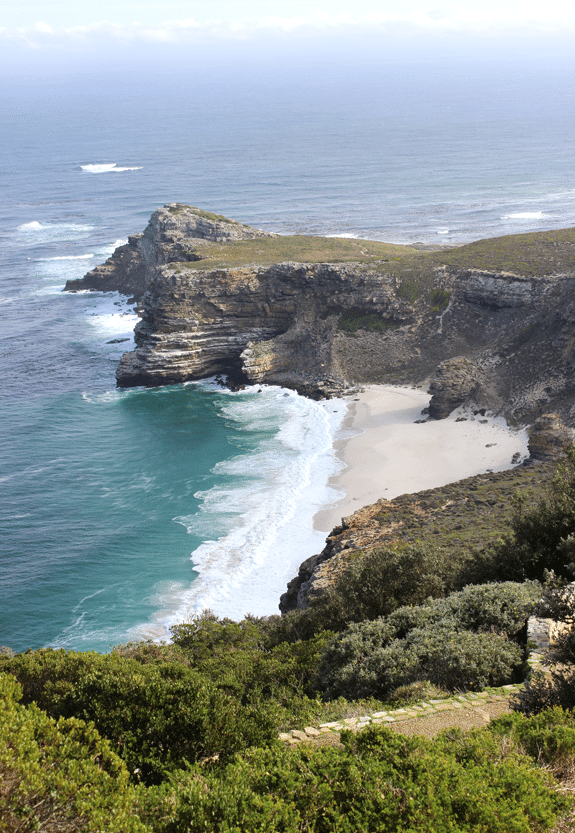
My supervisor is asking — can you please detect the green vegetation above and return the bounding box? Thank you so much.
[473,447,575,582]
[166,224,575,306]
[0,674,145,832]
[315,582,539,700]
[167,205,241,225]
[0,647,279,785]
[168,234,416,272]
[430,288,450,314]
[336,307,400,334]
[138,722,571,833]
[4,451,575,829]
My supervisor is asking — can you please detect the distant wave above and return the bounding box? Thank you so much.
[36,254,94,261]
[18,220,45,231]
[325,232,360,239]
[501,211,547,220]
[17,221,94,242]
[437,228,450,235]
[81,163,143,173]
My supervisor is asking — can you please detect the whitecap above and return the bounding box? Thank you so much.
[501,211,546,220]
[81,390,125,404]
[81,163,143,173]
[18,220,44,231]
[437,228,450,235]
[36,254,95,261]
[16,221,94,243]
[158,389,347,628]
[325,232,360,238]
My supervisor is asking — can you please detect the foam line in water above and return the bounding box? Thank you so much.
[144,388,347,632]
[80,163,143,173]
[501,211,546,219]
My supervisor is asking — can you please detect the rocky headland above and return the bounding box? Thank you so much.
[67,203,575,425]
[66,204,575,610]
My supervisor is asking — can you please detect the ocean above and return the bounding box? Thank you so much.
[2,56,575,653]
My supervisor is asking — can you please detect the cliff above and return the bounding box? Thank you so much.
[66,204,575,422]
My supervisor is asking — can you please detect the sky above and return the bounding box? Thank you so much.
[1,0,574,82]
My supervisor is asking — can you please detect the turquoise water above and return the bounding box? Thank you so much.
[2,376,345,652]
[2,56,575,652]
[2,384,254,650]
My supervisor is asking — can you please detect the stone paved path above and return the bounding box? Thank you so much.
[279,685,520,746]
[279,614,556,746]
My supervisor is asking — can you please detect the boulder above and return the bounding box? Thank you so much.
[428,357,481,419]
[528,413,574,461]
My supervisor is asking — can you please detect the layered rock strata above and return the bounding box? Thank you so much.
[66,205,575,426]
[65,204,275,300]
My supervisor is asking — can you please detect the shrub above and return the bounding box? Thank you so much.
[512,575,575,716]
[317,623,522,699]
[0,649,277,784]
[139,724,570,833]
[315,582,536,700]
[475,447,575,582]
[306,542,454,634]
[492,708,575,781]
[0,673,147,832]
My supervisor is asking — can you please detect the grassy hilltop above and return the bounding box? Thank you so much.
[174,216,575,284]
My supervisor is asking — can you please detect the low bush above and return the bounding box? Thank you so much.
[315,582,537,699]
[0,649,278,784]
[474,447,575,582]
[303,542,456,635]
[492,708,575,781]
[0,673,147,832]
[139,722,571,833]
[318,623,522,699]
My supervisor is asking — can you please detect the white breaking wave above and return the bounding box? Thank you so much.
[18,220,44,231]
[437,228,450,234]
[501,211,547,219]
[82,293,138,340]
[17,221,94,243]
[81,163,143,173]
[36,254,94,261]
[140,387,348,633]
[325,232,360,239]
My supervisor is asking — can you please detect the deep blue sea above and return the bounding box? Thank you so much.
[2,57,575,653]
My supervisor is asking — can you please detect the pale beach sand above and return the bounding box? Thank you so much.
[314,385,529,533]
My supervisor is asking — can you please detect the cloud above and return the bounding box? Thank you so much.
[2,7,575,51]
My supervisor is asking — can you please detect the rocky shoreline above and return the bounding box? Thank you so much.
[66,203,575,425]
[66,204,575,612]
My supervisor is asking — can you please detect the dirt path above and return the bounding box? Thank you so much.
[279,687,517,747]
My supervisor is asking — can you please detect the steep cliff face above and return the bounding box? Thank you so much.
[115,258,411,392]
[66,205,575,423]
[65,204,274,300]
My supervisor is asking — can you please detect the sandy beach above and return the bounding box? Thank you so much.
[314,385,529,533]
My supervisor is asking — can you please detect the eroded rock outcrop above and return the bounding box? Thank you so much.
[113,259,411,391]
[428,357,482,419]
[528,413,574,461]
[65,204,274,300]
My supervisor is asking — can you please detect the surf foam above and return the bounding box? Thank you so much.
[142,387,347,632]
[81,163,143,173]
[501,211,546,219]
